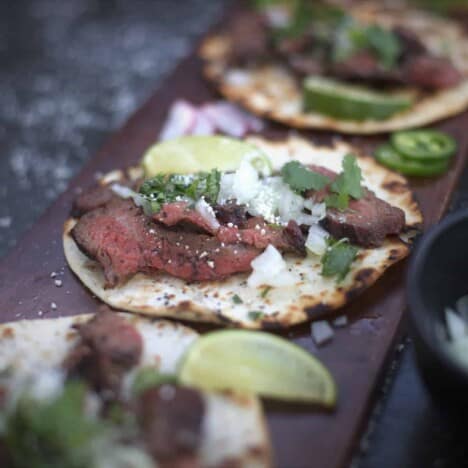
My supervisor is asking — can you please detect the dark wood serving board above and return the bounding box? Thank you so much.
[1,5,468,468]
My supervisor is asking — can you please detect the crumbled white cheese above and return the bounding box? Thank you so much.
[247,245,295,288]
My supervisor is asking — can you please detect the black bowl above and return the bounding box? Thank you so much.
[408,209,468,412]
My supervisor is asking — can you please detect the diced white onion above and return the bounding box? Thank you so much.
[306,224,329,256]
[332,315,348,328]
[247,245,295,288]
[195,197,220,231]
[231,159,261,204]
[263,6,290,28]
[111,183,152,214]
[159,100,197,141]
[311,321,334,346]
[456,295,468,322]
[446,307,466,341]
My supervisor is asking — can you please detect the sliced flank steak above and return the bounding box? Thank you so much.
[137,385,205,467]
[63,306,143,395]
[306,165,405,248]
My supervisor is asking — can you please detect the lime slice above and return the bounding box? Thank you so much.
[303,76,413,121]
[179,330,337,406]
[142,135,269,176]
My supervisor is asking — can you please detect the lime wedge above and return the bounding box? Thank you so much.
[179,330,337,406]
[142,135,269,176]
[303,76,413,121]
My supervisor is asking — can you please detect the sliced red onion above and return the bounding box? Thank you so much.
[159,100,197,141]
[446,307,466,341]
[201,102,248,138]
[191,109,216,135]
[311,321,334,347]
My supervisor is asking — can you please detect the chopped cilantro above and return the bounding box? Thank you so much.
[248,311,265,321]
[333,18,401,70]
[4,381,108,468]
[325,154,363,210]
[281,161,331,193]
[139,169,221,213]
[132,367,177,395]
[321,238,358,282]
[232,294,243,304]
[260,286,272,298]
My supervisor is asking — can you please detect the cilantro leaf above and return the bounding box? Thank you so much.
[139,170,221,213]
[248,311,265,321]
[321,238,358,282]
[281,161,331,193]
[132,367,177,395]
[326,154,363,210]
[232,294,243,304]
[260,286,272,298]
[365,25,401,70]
[324,192,349,210]
[5,382,108,468]
[332,19,401,70]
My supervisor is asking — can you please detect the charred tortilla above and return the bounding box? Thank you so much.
[200,2,468,134]
[0,313,271,467]
[63,136,422,329]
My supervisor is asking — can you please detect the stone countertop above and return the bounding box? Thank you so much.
[2,1,468,467]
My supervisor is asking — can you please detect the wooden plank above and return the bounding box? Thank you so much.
[1,6,468,468]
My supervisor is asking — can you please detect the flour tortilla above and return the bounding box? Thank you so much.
[200,2,468,134]
[63,136,422,329]
[0,314,271,468]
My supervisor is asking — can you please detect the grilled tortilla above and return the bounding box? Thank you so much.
[200,2,468,134]
[0,313,271,468]
[63,136,423,329]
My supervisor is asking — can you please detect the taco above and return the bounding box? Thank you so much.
[199,1,468,134]
[0,308,271,467]
[63,135,422,329]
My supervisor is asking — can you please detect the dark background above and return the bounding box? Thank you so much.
[1,1,468,467]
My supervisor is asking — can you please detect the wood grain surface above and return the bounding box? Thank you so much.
[1,6,468,468]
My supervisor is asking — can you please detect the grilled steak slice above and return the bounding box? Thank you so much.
[228,11,269,64]
[329,50,402,85]
[305,165,405,247]
[213,200,248,227]
[137,385,204,466]
[154,202,306,254]
[154,202,218,235]
[72,184,117,217]
[71,199,261,286]
[403,55,462,90]
[63,306,143,396]
[321,190,405,247]
[217,218,306,255]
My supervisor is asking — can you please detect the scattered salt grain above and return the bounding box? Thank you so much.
[51,302,57,310]
[54,279,63,287]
